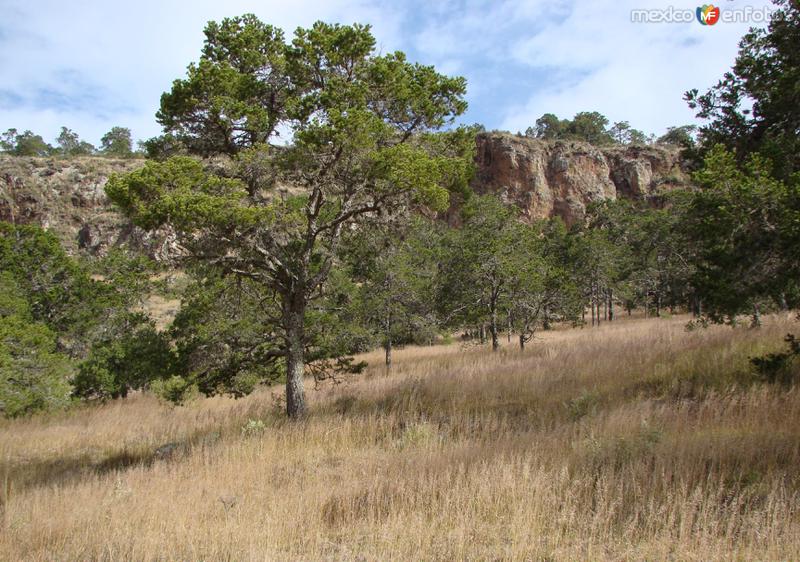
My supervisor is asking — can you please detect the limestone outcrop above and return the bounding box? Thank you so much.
[472,132,688,224]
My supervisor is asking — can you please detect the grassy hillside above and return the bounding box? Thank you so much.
[1,314,799,560]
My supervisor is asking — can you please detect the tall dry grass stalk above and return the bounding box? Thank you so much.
[1,314,799,560]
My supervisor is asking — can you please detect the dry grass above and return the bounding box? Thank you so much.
[1,314,799,561]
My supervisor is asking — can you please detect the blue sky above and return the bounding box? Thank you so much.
[0,0,775,146]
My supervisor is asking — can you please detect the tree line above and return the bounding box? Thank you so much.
[522,111,698,149]
[1,0,798,418]
[1,126,138,158]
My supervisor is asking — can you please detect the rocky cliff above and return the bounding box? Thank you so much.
[0,156,178,258]
[0,135,690,257]
[472,132,688,224]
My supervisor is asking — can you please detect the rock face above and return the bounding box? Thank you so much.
[472,132,688,224]
[0,156,175,259]
[0,137,690,257]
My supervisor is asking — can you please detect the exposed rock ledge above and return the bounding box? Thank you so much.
[471,132,689,225]
[0,135,690,259]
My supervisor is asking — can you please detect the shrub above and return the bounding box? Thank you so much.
[751,334,800,386]
[0,316,72,417]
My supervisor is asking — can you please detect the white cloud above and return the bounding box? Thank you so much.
[0,0,404,145]
[499,0,775,135]
[0,0,775,145]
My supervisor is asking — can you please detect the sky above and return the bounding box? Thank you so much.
[0,0,776,147]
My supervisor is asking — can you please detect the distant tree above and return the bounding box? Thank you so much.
[1,129,53,156]
[139,133,186,160]
[528,113,566,140]
[0,129,17,153]
[507,219,581,349]
[567,111,614,145]
[100,127,134,157]
[345,216,442,367]
[657,125,697,148]
[628,129,649,145]
[56,127,95,156]
[609,121,632,144]
[438,195,518,351]
[107,17,469,418]
[685,0,800,181]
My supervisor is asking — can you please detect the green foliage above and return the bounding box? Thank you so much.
[0,222,102,339]
[609,121,647,145]
[241,418,267,437]
[150,375,198,406]
[157,14,289,156]
[111,15,469,416]
[683,145,797,321]
[569,111,615,145]
[342,216,443,360]
[437,195,580,348]
[685,0,800,181]
[526,113,564,140]
[657,125,697,148]
[169,272,285,398]
[56,127,95,156]
[0,223,168,413]
[584,198,695,318]
[0,272,31,320]
[105,156,256,231]
[1,128,54,156]
[0,315,72,418]
[89,248,158,308]
[100,127,134,157]
[525,111,633,145]
[72,315,175,400]
[139,133,187,160]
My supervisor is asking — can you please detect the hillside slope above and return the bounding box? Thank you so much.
[1,314,798,560]
[0,155,176,259]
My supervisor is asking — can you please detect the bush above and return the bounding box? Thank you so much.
[72,319,175,400]
[751,334,800,386]
[151,375,197,406]
[0,316,72,417]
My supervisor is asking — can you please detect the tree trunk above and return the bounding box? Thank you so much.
[284,293,307,419]
[519,334,525,351]
[608,290,614,322]
[479,325,486,345]
[490,302,500,352]
[384,311,392,369]
[384,340,392,368]
[751,303,761,328]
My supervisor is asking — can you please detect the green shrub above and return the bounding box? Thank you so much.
[72,318,175,400]
[0,316,72,417]
[151,375,198,405]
